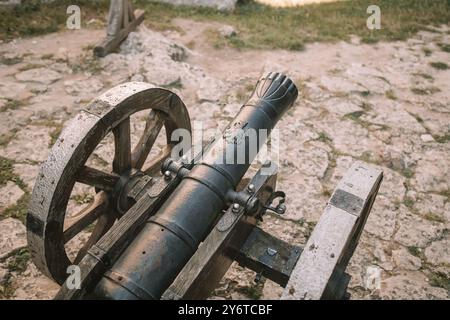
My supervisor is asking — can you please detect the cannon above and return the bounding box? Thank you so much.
[26,72,383,300]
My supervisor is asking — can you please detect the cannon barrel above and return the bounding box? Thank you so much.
[91,72,298,299]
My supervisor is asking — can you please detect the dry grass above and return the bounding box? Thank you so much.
[1,0,450,50]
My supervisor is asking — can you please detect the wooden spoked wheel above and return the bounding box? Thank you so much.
[27,82,191,284]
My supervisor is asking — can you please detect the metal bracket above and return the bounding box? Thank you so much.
[262,191,286,216]
[234,227,302,287]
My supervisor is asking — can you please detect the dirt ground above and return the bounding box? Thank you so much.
[0,19,449,299]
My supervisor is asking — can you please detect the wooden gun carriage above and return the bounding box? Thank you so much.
[26,73,382,300]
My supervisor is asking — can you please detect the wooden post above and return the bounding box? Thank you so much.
[281,161,383,300]
[94,0,145,57]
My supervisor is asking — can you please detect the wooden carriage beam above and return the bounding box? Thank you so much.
[94,0,145,57]
[281,161,383,300]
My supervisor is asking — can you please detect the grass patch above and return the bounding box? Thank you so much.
[429,61,449,70]
[6,248,31,274]
[422,47,432,56]
[90,153,109,168]
[411,113,424,124]
[0,132,16,147]
[2,193,31,223]
[428,271,450,291]
[0,248,31,299]
[403,197,415,208]
[49,124,64,147]
[0,156,15,186]
[71,193,94,205]
[401,168,414,178]
[34,120,64,147]
[437,42,450,52]
[136,0,450,50]
[360,102,372,111]
[69,53,104,74]
[161,77,183,90]
[413,72,434,80]
[0,156,27,190]
[40,53,54,60]
[0,55,23,65]
[359,90,371,97]
[385,89,397,100]
[236,283,264,299]
[18,63,44,71]
[343,110,389,132]
[235,82,255,102]
[2,0,450,50]
[186,40,196,49]
[344,110,365,121]
[317,131,332,143]
[411,87,441,95]
[424,212,445,223]
[407,246,422,258]
[434,134,450,143]
[0,0,109,41]
[0,99,25,112]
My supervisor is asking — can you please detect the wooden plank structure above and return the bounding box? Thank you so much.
[94,0,145,57]
[281,161,383,300]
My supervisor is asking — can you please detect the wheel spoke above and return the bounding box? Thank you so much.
[73,211,117,264]
[143,145,173,175]
[63,192,109,243]
[113,117,132,174]
[132,111,164,170]
[75,166,120,192]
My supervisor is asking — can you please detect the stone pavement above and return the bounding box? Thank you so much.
[0,23,449,299]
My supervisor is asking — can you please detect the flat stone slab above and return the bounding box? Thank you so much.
[0,82,28,100]
[0,218,27,259]
[1,125,52,163]
[0,182,25,213]
[13,163,40,189]
[425,238,450,266]
[15,68,62,85]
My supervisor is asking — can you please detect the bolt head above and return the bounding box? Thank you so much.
[247,184,255,193]
[164,171,172,179]
[277,204,286,214]
[232,203,240,212]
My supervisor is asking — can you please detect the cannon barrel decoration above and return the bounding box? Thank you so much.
[26,72,382,300]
